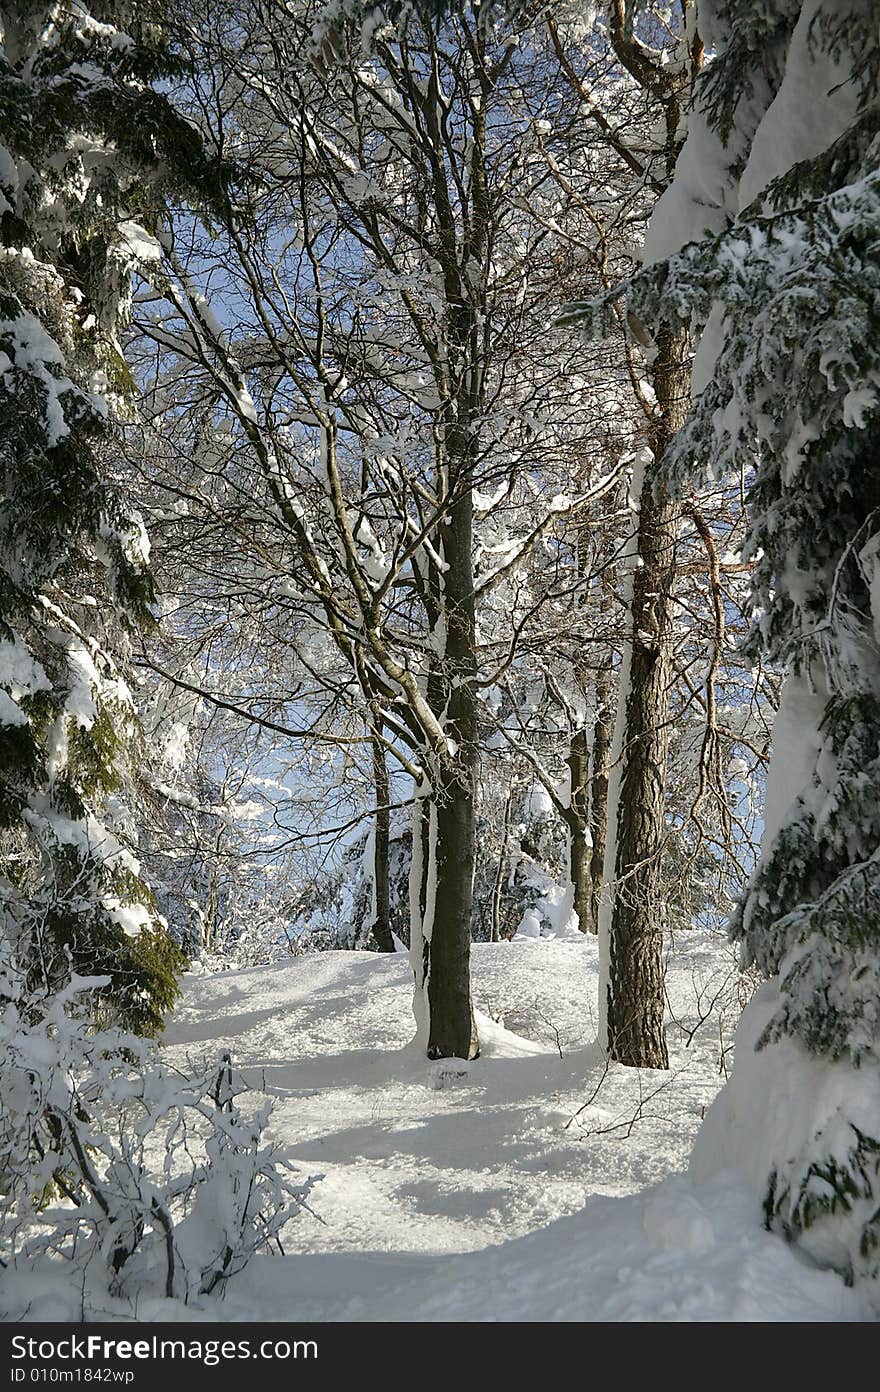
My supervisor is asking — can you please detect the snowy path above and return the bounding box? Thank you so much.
[160,937,871,1321]
[167,940,725,1259]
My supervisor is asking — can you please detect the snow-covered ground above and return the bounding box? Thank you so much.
[148,935,869,1321]
[3,934,870,1322]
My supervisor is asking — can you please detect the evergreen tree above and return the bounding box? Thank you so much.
[569,0,880,1282]
[0,2,216,1032]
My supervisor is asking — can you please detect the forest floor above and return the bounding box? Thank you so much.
[151,934,868,1322]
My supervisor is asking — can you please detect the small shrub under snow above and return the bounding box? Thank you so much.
[0,974,312,1314]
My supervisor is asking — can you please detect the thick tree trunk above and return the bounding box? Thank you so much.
[370,733,394,953]
[405,37,489,1058]
[605,504,676,1067]
[426,475,479,1059]
[429,759,478,1058]
[605,324,689,1069]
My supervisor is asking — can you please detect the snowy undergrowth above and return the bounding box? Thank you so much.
[4,937,872,1321]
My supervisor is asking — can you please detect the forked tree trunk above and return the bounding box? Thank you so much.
[604,324,689,1069]
[403,32,491,1060]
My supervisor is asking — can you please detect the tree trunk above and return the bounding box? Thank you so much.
[425,473,479,1060]
[588,668,613,935]
[409,444,479,1060]
[566,504,601,934]
[404,31,490,1059]
[566,728,593,933]
[370,733,394,953]
[490,784,514,942]
[604,324,690,1069]
[429,759,478,1057]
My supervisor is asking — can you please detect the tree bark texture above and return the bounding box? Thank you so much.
[425,465,479,1060]
[606,324,689,1069]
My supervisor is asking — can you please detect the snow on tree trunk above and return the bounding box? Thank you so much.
[566,785,593,935]
[559,772,592,936]
[409,792,435,1051]
[370,733,394,953]
[407,481,478,1059]
[409,772,477,1059]
[422,475,479,1060]
[588,668,613,935]
[428,759,479,1059]
[565,511,599,935]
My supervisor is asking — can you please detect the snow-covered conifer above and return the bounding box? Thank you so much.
[0,3,216,1032]
[570,0,880,1282]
